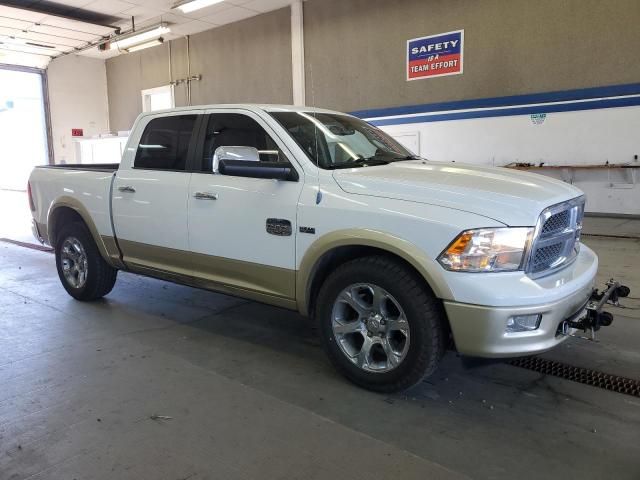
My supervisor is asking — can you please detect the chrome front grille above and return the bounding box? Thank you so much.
[533,243,564,267]
[526,197,585,277]
[540,210,570,236]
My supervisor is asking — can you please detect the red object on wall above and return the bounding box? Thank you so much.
[71,128,84,137]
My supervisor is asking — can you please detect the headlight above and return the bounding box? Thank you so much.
[438,227,534,272]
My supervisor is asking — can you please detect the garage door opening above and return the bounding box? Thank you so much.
[0,66,50,242]
[0,67,49,189]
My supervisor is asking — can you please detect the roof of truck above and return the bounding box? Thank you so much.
[138,104,347,118]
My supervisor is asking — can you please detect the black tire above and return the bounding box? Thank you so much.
[55,221,118,301]
[316,255,446,393]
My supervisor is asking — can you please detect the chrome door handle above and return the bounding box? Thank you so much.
[194,192,218,200]
[118,186,136,193]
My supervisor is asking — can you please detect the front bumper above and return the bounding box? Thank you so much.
[443,245,597,358]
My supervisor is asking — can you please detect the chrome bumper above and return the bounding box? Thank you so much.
[444,284,593,357]
[443,245,598,358]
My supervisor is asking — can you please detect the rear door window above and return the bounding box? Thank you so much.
[134,115,197,171]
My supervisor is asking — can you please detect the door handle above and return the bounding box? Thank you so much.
[118,186,136,193]
[193,192,218,200]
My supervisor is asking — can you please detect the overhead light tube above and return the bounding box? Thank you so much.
[111,24,171,51]
[126,38,165,53]
[173,0,225,13]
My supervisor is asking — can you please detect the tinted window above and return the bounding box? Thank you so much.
[134,115,197,171]
[201,113,283,171]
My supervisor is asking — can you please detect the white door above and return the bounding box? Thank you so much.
[187,110,303,299]
[112,113,199,274]
[141,85,175,112]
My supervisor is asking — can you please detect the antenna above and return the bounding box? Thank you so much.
[308,62,322,205]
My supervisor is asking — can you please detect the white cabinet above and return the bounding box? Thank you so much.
[73,136,129,164]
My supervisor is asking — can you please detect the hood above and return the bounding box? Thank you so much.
[333,160,583,226]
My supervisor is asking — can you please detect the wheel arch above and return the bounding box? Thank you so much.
[296,229,453,317]
[48,197,122,268]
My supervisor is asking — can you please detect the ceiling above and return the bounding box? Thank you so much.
[0,0,293,68]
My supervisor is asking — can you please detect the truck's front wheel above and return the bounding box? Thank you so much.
[316,256,446,392]
[55,222,117,301]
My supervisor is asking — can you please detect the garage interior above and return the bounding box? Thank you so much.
[1,0,639,479]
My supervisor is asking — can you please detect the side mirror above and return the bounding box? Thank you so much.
[212,146,260,173]
[218,159,295,181]
[212,146,282,172]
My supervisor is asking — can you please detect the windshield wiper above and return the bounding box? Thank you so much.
[326,157,391,169]
[392,155,421,161]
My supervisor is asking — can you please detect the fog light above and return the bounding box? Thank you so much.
[506,314,542,333]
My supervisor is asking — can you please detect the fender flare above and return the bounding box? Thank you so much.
[296,228,452,315]
[47,196,124,269]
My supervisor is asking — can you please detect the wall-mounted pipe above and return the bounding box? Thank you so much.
[168,38,172,85]
[291,0,305,105]
[186,35,191,106]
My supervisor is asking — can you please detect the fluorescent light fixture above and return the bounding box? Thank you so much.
[111,24,171,51]
[0,37,56,54]
[1,36,24,45]
[173,0,225,13]
[0,41,58,56]
[126,38,164,53]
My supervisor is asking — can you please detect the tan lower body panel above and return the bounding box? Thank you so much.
[117,239,297,310]
[117,239,192,278]
[100,236,126,269]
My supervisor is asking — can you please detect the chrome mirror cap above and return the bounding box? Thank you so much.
[212,146,260,172]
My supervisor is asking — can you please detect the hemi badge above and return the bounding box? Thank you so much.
[299,226,315,234]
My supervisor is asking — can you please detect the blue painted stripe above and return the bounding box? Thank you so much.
[367,96,640,126]
[351,82,640,119]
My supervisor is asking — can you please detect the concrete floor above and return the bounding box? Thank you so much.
[0,237,639,479]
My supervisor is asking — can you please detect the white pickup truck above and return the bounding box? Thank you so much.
[28,104,609,392]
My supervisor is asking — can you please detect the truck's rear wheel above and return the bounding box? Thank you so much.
[316,256,445,392]
[55,222,117,301]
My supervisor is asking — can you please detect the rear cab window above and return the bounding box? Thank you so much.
[134,115,198,171]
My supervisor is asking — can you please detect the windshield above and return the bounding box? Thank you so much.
[270,111,418,169]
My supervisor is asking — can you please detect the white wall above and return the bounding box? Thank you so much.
[47,54,110,164]
[376,105,640,215]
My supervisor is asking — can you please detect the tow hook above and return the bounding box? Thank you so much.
[560,279,631,341]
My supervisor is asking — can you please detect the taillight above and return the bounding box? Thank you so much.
[27,182,36,212]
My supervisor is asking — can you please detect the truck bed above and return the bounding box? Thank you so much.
[29,164,118,245]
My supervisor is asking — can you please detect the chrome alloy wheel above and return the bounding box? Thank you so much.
[331,283,410,372]
[60,237,88,289]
